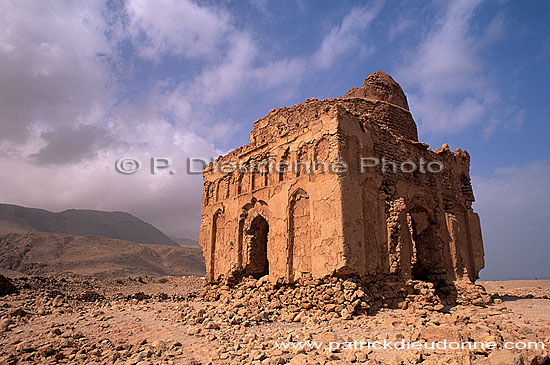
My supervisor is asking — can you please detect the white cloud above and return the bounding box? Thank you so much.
[127,0,383,119]
[0,106,220,238]
[313,4,381,69]
[0,1,222,238]
[252,57,308,90]
[473,161,550,279]
[481,12,506,45]
[0,0,385,239]
[0,1,112,143]
[396,0,521,136]
[483,105,525,137]
[126,0,231,60]
[184,31,258,104]
[123,0,304,129]
[388,17,415,42]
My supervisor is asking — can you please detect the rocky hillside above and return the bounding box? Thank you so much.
[0,232,205,278]
[0,204,176,246]
[169,236,200,247]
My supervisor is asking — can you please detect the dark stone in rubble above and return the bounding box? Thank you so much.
[0,274,17,296]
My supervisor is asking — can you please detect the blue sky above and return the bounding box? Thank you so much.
[0,0,549,280]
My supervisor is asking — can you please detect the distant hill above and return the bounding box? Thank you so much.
[0,204,176,246]
[0,232,205,278]
[169,236,200,248]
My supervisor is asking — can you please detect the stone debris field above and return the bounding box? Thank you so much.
[1,274,550,364]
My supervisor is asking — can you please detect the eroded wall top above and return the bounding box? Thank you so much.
[345,70,410,110]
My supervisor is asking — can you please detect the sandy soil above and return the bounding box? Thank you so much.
[1,277,549,364]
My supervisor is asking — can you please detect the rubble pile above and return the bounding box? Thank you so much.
[199,276,493,322]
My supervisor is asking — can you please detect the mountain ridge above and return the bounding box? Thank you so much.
[0,203,176,246]
[0,232,205,278]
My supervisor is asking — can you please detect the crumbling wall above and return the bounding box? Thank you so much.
[200,107,348,283]
[337,73,483,283]
[199,71,484,286]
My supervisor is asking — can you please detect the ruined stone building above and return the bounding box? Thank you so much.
[199,71,484,287]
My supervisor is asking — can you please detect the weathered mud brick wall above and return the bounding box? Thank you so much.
[200,70,484,286]
[199,100,347,283]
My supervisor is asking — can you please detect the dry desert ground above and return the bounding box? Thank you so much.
[1,275,549,365]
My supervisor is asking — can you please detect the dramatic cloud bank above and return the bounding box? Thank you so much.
[0,1,383,239]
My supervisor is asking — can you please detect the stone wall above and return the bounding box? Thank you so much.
[199,71,484,286]
[337,101,483,283]
[200,106,348,282]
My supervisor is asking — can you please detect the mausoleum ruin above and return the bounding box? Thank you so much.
[199,71,484,287]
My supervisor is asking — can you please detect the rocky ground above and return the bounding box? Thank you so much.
[0,232,205,278]
[1,274,549,364]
